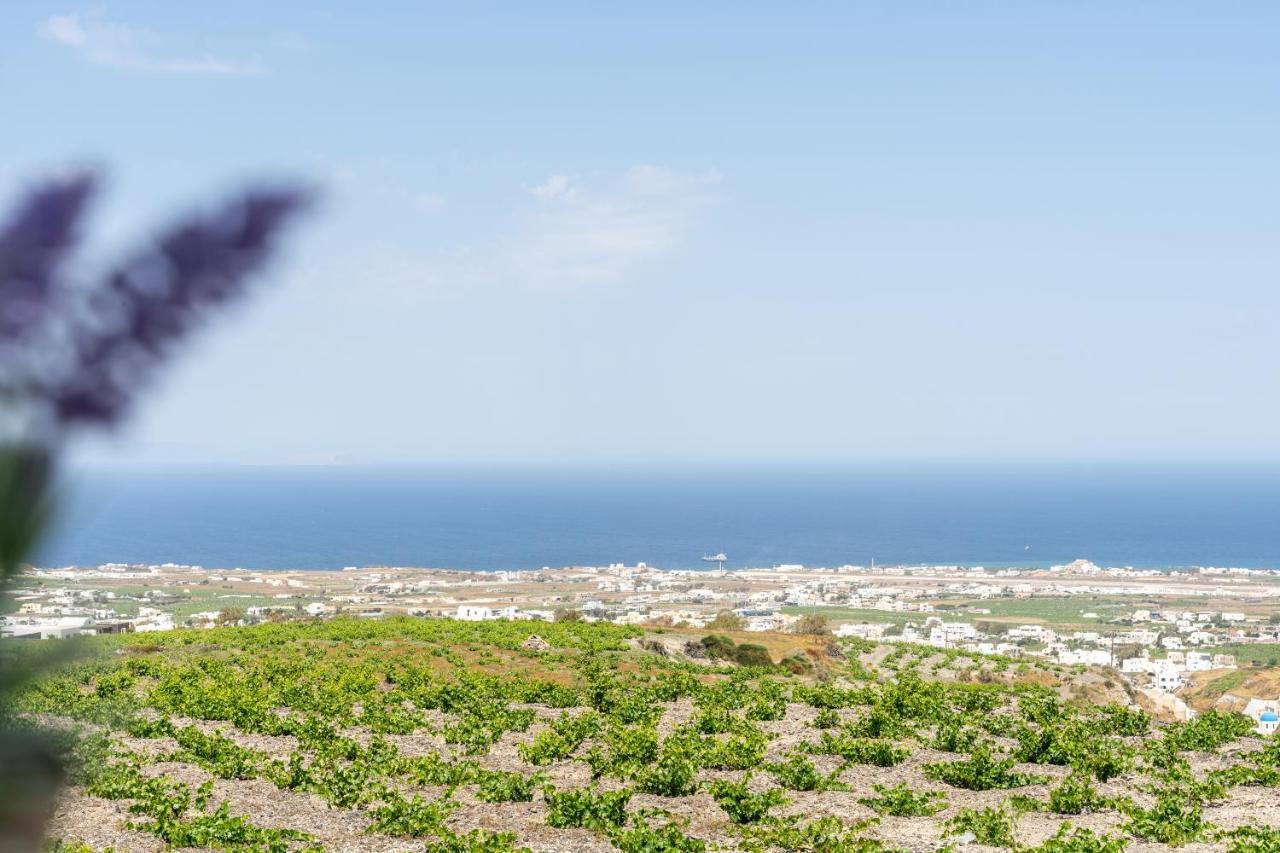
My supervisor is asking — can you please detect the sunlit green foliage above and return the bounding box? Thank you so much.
[706,775,788,824]
[9,614,1274,853]
[944,805,1018,848]
[923,743,1045,791]
[543,785,632,832]
[858,782,945,817]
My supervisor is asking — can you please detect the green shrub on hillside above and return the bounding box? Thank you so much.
[766,752,846,792]
[1028,823,1127,853]
[924,744,1045,791]
[1122,795,1212,847]
[858,782,945,817]
[610,816,707,853]
[543,785,632,832]
[707,775,788,825]
[734,644,775,668]
[944,806,1017,848]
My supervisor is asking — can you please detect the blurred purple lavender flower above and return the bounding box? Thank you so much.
[0,173,313,439]
[0,171,314,842]
[0,172,96,343]
[50,186,314,426]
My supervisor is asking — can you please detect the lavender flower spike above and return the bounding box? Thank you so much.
[0,171,97,343]
[52,185,315,427]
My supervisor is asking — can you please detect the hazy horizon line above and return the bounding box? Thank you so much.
[63,458,1280,473]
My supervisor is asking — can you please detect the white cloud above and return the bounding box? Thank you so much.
[510,165,721,288]
[40,13,87,46]
[38,12,264,76]
[529,174,577,201]
[308,164,721,304]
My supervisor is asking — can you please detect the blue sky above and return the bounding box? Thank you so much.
[3,2,1278,465]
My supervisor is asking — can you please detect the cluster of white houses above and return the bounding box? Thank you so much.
[2,608,173,639]
[440,601,1279,735]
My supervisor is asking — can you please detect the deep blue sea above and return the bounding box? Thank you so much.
[35,464,1280,571]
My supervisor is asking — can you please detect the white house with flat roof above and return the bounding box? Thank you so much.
[455,605,518,621]
[1,616,95,639]
[1152,662,1184,692]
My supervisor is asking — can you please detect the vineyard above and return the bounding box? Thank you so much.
[6,617,1280,852]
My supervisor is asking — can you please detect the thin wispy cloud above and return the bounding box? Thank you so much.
[38,12,265,77]
[529,175,577,202]
[309,164,721,305]
[511,165,721,288]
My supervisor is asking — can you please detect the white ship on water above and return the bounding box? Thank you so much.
[702,552,727,569]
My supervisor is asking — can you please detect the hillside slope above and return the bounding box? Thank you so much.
[5,617,1277,852]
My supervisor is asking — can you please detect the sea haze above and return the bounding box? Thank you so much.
[36,464,1280,571]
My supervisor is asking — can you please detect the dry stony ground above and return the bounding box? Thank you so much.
[21,619,1273,852]
[44,696,1280,853]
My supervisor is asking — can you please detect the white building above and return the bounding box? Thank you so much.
[1243,699,1280,736]
[1121,655,1154,674]
[1185,651,1213,672]
[1151,662,1184,692]
[1114,629,1159,647]
[455,605,518,621]
[834,622,886,640]
[134,614,175,632]
[926,619,978,648]
[1007,624,1057,643]
[1057,648,1112,667]
[1,616,94,639]
[522,609,555,622]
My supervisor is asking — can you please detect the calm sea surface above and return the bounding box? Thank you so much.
[36,464,1280,571]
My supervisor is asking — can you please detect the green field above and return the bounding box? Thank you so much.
[1208,643,1280,666]
[94,586,324,621]
[168,595,326,620]
[938,596,1131,628]
[779,605,914,625]
[785,596,1134,631]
